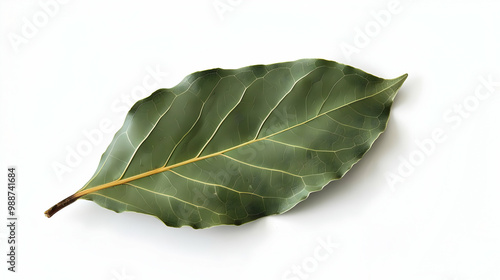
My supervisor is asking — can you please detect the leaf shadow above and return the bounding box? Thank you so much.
[69,80,415,251]
[156,85,411,246]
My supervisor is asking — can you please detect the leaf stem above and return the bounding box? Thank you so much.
[44,193,79,218]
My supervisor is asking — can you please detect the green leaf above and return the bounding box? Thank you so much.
[45,59,407,228]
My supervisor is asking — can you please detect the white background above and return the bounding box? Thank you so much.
[1,0,500,279]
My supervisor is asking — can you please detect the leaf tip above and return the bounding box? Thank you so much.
[390,73,408,94]
[396,73,408,83]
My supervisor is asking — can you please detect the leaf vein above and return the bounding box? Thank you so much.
[220,154,303,178]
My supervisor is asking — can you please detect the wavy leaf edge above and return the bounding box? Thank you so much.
[45,58,407,229]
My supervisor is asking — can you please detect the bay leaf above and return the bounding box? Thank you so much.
[45,59,407,228]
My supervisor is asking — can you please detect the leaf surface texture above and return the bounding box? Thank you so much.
[62,59,407,228]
